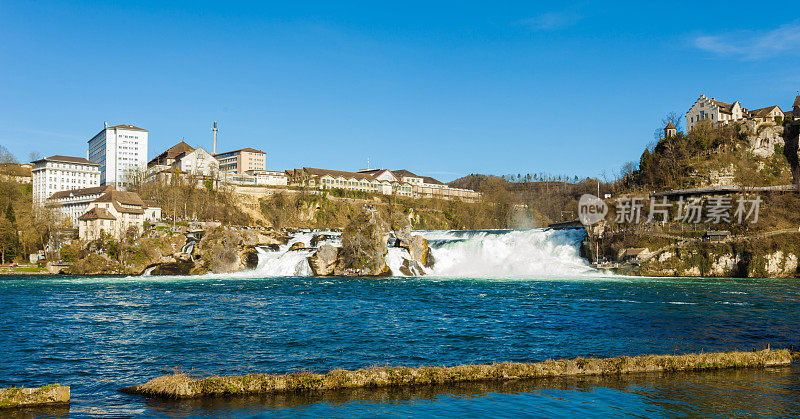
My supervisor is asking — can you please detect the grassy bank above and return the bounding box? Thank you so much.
[125,349,792,399]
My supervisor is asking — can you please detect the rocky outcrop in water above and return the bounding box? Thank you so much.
[335,212,391,276]
[308,244,339,276]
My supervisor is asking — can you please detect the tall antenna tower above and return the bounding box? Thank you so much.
[212,121,218,154]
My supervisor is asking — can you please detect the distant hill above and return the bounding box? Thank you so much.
[448,174,507,191]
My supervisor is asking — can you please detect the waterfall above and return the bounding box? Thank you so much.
[249,228,597,278]
[416,229,597,278]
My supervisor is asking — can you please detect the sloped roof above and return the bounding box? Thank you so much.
[794,95,800,108]
[148,141,195,167]
[302,167,383,182]
[419,175,445,186]
[711,99,735,115]
[143,199,160,209]
[48,185,114,200]
[390,169,421,179]
[109,124,147,131]
[78,207,116,221]
[34,155,100,165]
[94,190,146,214]
[214,147,265,156]
[665,122,676,129]
[749,106,783,117]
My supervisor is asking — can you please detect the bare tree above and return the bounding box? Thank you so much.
[29,151,41,163]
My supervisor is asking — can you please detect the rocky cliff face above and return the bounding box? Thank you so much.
[637,239,800,278]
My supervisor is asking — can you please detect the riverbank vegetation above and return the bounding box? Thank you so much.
[126,349,791,399]
[0,146,68,264]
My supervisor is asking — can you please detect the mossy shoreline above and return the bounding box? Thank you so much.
[123,349,793,399]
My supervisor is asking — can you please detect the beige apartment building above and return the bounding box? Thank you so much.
[214,148,266,174]
[77,190,148,241]
[287,167,480,201]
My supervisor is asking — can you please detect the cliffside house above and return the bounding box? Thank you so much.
[143,200,162,223]
[749,105,784,124]
[47,185,115,227]
[147,141,219,184]
[685,94,800,132]
[78,190,147,241]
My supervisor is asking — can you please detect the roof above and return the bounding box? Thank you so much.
[390,169,420,179]
[48,185,114,200]
[711,99,736,115]
[419,175,445,186]
[34,155,100,166]
[749,106,783,117]
[108,124,147,131]
[214,147,266,156]
[89,124,148,142]
[794,95,800,108]
[93,190,146,214]
[302,167,383,182]
[78,207,117,221]
[665,122,676,129]
[148,141,195,167]
[143,199,160,209]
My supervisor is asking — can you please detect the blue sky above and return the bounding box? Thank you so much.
[1,1,799,181]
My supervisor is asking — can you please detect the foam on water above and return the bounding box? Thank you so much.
[246,228,599,279]
[417,228,598,278]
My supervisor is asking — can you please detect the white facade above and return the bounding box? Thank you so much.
[46,185,113,227]
[32,156,101,207]
[245,170,288,186]
[77,190,146,241]
[174,147,219,177]
[88,124,149,188]
[686,95,746,132]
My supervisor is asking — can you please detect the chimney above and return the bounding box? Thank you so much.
[212,121,218,154]
[104,121,108,128]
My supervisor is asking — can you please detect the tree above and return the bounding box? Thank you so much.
[5,203,15,224]
[29,151,41,163]
[0,217,16,264]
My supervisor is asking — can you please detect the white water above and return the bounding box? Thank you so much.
[417,229,597,278]
[249,228,597,278]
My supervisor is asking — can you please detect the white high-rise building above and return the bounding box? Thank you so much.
[31,155,102,206]
[87,124,149,188]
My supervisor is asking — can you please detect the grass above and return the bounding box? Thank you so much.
[0,384,69,408]
[126,349,792,399]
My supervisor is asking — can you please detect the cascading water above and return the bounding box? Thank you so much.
[417,229,596,278]
[249,228,597,278]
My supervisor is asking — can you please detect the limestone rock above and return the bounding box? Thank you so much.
[310,234,335,247]
[399,258,424,276]
[288,242,306,251]
[151,261,194,276]
[308,245,339,276]
[400,235,434,268]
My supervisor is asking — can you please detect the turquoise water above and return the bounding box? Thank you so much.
[1,274,799,417]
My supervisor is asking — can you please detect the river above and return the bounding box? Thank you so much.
[1,273,799,417]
